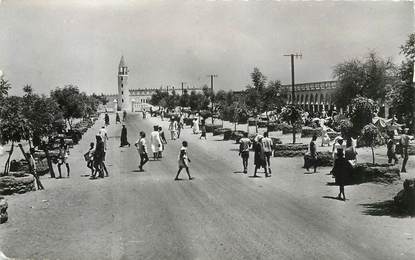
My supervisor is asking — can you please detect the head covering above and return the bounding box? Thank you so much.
[254,134,263,142]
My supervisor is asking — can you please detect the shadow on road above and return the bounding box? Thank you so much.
[322,196,344,201]
[359,200,414,218]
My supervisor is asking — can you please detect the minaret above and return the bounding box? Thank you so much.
[117,56,130,111]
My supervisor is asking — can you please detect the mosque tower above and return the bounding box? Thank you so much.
[117,56,130,111]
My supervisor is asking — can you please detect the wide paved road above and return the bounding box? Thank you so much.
[1,113,414,259]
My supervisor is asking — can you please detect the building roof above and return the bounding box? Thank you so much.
[119,56,126,68]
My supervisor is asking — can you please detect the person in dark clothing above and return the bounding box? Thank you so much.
[306,134,318,173]
[85,142,95,176]
[387,133,398,165]
[123,110,127,121]
[116,113,121,124]
[104,113,110,126]
[332,150,353,201]
[91,135,104,179]
[120,124,130,147]
[200,120,207,140]
[253,137,268,177]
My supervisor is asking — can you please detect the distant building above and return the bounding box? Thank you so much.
[282,80,338,112]
[105,56,203,112]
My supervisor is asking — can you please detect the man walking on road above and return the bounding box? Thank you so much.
[150,125,162,160]
[135,131,149,172]
[239,132,251,174]
[175,141,193,180]
[262,132,273,176]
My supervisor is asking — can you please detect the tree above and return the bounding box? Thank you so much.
[251,67,267,91]
[262,80,285,116]
[349,96,378,137]
[337,119,354,139]
[150,89,169,107]
[50,85,83,129]
[386,33,414,131]
[0,96,27,175]
[333,52,395,108]
[179,89,190,108]
[361,123,382,165]
[0,78,11,100]
[280,105,303,143]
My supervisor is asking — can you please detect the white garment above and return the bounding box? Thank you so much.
[150,131,162,153]
[99,128,108,150]
[193,119,200,134]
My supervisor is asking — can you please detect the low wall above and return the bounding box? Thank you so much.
[0,173,36,195]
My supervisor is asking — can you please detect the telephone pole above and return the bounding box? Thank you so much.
[283,53,302,104]
[284,53,302,143]
[207,74,218,124]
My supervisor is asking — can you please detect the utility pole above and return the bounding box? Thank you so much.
[207,74,218,124]
[284,53,302,143]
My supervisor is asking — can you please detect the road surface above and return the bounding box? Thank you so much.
[0,113,414,259]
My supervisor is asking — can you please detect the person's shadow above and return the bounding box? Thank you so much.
[322,196,344,201]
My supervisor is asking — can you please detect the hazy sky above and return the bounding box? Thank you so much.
[0,0,413,96]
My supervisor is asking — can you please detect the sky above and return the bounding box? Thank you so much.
[0,0,413,96]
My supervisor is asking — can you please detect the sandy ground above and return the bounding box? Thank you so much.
[0,113,414,260]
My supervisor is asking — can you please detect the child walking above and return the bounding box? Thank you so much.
[174,141,193,180]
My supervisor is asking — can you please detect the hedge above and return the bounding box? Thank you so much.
[339,163,400,185]
[301,127,322,138]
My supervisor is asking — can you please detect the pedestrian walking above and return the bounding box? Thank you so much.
[177,120,184,138]
[387,133,398,165]
[306,134,318,173]
[158,126,167,158]
[116,113,121,124]
[161,109,164,121]
[120,124,130,147]
[85,142,95,176]
[321,127,330,147]
[174,141,193,180]
[123,110,127,121]
[169,118,178,140]
[239,132,251,174]
[400,128,410,173]
[135,131,149,171]
[261,132,273,175]
[91,135,104,179]
[57,142,70,178]
[104,113,110,126]
[332,150,353,201]
[193,118,200,134]
[332,136,345,160]
[345,137,357,166]
[253,136,268,177]
[99,126,109,150]
[150,125,162,160]
[142,109,146,119]
[200,120,207,140]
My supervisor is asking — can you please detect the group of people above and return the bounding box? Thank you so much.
[387,128,411,173]
[84,126,109,179]
[105,110,127,126]
[238,132,273,177]
[134,126,192,180]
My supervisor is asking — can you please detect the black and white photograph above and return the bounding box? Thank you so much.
[0,0,414,259]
